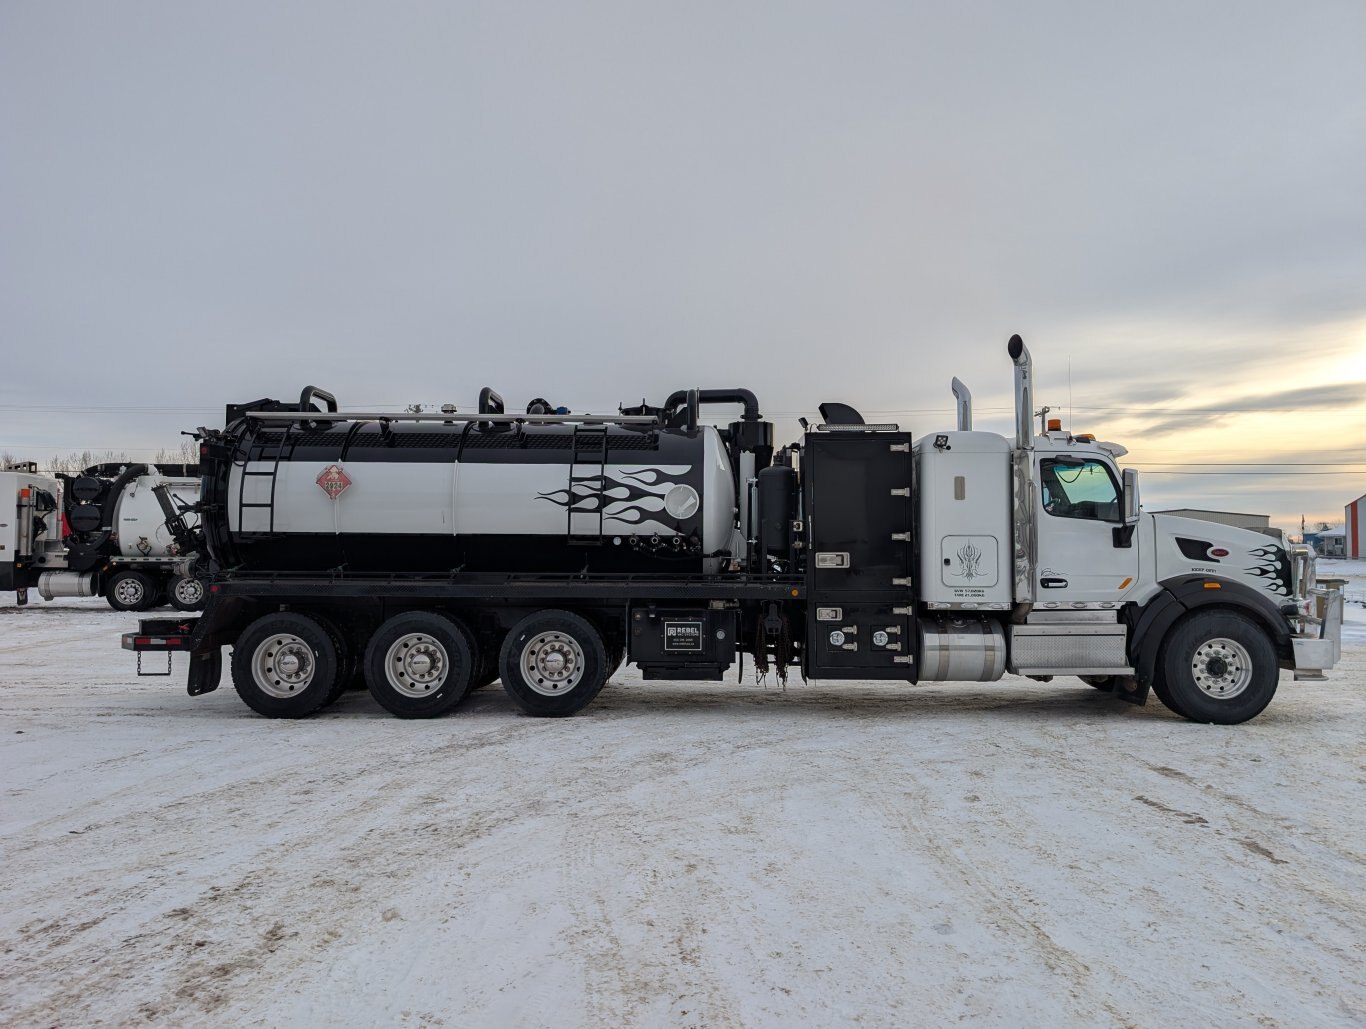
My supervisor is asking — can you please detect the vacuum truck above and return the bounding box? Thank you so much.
[2,462,204,611]
[123,336,1344,724]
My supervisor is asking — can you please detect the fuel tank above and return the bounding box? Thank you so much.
[209,420,737,575]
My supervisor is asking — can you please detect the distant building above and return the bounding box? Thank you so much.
[1348,493,1365,559]
[1307,528,1347,558]
[1155,509,1271,531]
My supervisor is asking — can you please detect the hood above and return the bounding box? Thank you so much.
[1151,514,1292,601]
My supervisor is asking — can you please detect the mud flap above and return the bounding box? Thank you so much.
[187,648,223,696]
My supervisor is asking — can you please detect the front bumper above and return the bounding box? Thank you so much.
[1291,586,1344,681]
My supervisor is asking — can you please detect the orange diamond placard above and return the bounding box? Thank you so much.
[316,464,352,499]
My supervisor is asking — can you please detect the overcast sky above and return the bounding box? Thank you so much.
[2,2,1363,530]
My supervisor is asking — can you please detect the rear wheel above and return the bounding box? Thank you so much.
[167,575,207,612]
[106,570,158,612]
[230,612,342,718]
[500,610,608,717]
[364,611,477,719]
[1158,610,1279,724]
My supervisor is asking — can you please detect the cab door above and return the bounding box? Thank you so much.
[1034,455,1138,604]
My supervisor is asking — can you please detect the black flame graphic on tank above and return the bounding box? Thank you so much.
[537,467,696,531]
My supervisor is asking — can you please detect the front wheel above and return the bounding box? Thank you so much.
[500,610,608,717]
[1158,611,1279,724]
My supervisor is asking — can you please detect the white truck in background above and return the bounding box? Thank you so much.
[1,462,204,611]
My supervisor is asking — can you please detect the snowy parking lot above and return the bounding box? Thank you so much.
[2,568,1364,1026]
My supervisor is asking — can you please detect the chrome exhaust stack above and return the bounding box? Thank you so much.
[1007,333,1036,604]
[951,377,973,431]
[1008,333,1033,450]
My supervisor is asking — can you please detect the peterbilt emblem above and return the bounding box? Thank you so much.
[316,465,352,499]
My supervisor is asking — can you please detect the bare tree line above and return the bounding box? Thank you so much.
[1,440,198,476]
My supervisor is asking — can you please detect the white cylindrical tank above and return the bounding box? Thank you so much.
[115,472,201,559]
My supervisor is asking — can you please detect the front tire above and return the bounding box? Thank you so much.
[500,610,608,717]
[364,611,477,719]
[230,612,342,718]
[106,570,158,612]
[1158,610,1279,724]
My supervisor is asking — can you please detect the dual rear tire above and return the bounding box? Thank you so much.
[499,610,610,718]
[230,611,345,719]
[105,570,206,612]
[364,612,477,719]
[230,608,614,719]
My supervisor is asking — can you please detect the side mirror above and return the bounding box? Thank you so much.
[1114,468,1140,548]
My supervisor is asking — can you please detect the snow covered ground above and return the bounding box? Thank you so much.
[2,578,1364,1026]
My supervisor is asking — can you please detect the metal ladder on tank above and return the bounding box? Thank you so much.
[236,422,296,537]
[567,425,608,545]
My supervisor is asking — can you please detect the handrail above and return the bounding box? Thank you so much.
[242,411,660,425]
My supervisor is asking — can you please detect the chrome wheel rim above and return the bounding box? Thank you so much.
[1192,637,1253,699]
[521,631,585,697]
[114,577,145,606]
[174,578,204,606]
[384,633,449,698]
[253,633,315,698]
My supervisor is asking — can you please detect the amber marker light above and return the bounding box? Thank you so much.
[1203,582,1222,589]
[1119,577,1133,589]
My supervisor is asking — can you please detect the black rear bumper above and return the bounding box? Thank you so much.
[122,617,200,652]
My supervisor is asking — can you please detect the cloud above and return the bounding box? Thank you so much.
[1132,383,1366,437]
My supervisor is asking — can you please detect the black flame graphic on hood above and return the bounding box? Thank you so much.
[1244,546,1291,597]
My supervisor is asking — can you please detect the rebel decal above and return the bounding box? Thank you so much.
[1245,546,1292,597]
